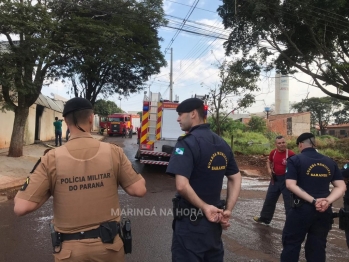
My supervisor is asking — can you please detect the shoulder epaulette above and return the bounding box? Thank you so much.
[177,133,191,141]
[30,148,53,174]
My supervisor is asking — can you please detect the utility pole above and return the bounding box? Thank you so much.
[170,48,173,101]
[118,97,122,109]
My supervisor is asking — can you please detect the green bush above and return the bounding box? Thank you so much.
[334,138,349,159]
[247,116,267,133]
[222,131,348,160]
[315,135,337,149]
[224,130,271,155]
[317,148,345,159]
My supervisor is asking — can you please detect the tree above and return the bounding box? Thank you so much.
[0,1,72,157]
[291,97,341,134]
[94,99,122,116]
[218,0,349,100]
[333,101,349,124]
[0,0,165,157]
[208,116,245,135]
[58,0,166,104]
[208,58,261,136]
[247,116,267,133]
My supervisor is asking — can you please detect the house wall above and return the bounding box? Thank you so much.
[0,104,66,149]
[326,127,349,138]
[39,107,67,142]
[267,112,310,137]
[291,113,311,136]
[0,108,15,148]
[24,104,37,145]
[267,118,288,136]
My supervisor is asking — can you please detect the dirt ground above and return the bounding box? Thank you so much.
[234,152,269,179]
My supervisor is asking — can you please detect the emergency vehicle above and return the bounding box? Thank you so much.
[104,113,132,136]
[135,92,207,165]
[131,114,141,134]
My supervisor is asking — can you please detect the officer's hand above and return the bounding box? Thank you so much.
[315,198,329,212]
[220,210,232,230]
[202,205,223,223]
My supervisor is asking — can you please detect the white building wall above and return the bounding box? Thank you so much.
[39,108,67,142]
[0,108,15,148]
[275,73,290,114]
[0,104,67,149]
[291,113,311,136]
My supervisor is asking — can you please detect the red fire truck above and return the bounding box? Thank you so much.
[102,113,133,136]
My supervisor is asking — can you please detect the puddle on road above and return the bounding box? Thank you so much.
[223,176,270,191]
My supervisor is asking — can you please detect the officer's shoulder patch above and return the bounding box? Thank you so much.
[20,177,30,191]
[174,147,185,155]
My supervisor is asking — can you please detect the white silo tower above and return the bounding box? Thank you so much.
[275,73,290,114]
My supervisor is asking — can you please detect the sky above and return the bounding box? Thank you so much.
[9,0,330,114]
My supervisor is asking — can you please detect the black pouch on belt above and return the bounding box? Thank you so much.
[121,218,132,254]
[290,193,304,208]
[99,221,118,243]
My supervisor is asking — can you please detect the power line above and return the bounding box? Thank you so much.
[165,0,216,14]
[164,0,200,54]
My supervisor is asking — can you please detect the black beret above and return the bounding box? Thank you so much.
[176,98,204,113]
[296,132,315,145]
[63,97,93,117]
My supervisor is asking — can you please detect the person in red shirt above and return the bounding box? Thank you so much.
[253,135,295,224]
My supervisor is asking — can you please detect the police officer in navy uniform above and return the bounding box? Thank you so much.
[340,163,349,248]
[281,133,346,262]
[166,98,242,262]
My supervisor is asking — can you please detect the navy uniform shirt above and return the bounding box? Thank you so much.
[286,148,343,198]
[166,124,239,205]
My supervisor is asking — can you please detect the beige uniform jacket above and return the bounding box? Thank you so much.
[16,133,142,233]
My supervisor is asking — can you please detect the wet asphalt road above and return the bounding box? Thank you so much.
[1,135,349,261]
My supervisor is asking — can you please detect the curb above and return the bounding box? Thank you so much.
[0,178,26,194]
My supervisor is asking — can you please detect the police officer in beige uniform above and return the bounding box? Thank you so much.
[14,97,146,262]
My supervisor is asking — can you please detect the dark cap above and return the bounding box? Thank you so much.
[176,98,204,113]
[296,132,315,145]
[63,97,93,117]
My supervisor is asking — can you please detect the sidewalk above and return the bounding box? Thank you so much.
[0,132,104,195]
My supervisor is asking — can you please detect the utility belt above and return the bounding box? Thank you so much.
[50,219,132,254]
[172,196,226,223]
[290,193,330,209]
[272,173,284,182]
[290,192,311,208]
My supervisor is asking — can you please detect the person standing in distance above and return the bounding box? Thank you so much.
[166,98,242,262]
[254,136,295,224]
[53,116,62,147]
[281,133,346,262]
[14,97,146,261]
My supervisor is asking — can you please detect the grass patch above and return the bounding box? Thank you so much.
[223,131,348,162]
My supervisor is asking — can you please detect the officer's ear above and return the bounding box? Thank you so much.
[190,109,197,119]
[88,113,94,124]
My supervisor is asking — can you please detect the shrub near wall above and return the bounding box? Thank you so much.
[223,131,348,164]
[224,130,271,155]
